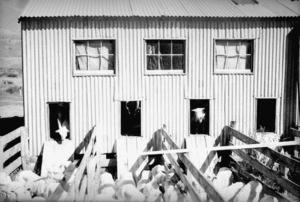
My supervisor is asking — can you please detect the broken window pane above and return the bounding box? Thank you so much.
[190,100,209,135]
[121,101,141,136]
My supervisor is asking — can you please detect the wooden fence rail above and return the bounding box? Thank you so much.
[0,127,29,175]
[223,126,300,199]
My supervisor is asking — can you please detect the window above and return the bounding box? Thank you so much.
[121,101,141,136]
[256,99,276,132]
[74,40,115,75]
[190,100,209,135]
[49,102,70,141]
[146,40,185,73]
[214,39,253,73]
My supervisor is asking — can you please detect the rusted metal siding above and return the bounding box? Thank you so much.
[22,17,297,155]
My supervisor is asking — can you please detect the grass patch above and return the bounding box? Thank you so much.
[5,86,20,94]
[3,80,14,85]
[6,73,18,78]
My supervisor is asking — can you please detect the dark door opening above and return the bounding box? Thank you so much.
[257,99,276,132]
[49,102,70,141]
[121,101,141,136]
[190,99,209,135]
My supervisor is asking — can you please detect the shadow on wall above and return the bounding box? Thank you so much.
[0,116,24,136]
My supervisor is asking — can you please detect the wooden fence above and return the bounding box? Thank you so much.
[0,127,29,175]
[223,126,300,200]
[48,125,102,201]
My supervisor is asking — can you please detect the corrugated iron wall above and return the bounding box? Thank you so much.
[22,17,297,155]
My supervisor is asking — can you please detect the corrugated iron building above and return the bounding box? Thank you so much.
[19,0,300,155]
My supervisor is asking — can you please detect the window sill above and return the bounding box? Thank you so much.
[145,70,186,76]
[73,70,115,77]
[214,69,253,75]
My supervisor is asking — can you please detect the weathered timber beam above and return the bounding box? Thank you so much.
[160,129,225,202]
[225,126,300,174]
[233,149,300,198]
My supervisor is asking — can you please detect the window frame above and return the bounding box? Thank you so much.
[144,39,186,75]
[72,38,116,76]
[189,99,211,135]
[213,38,255,74]
[255,98,278,133]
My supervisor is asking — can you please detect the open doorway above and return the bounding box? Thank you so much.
[256,99,276,132]
[190,99,210,135]
[121,101,141,136]
[49,102,70,141]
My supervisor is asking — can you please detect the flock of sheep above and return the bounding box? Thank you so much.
[0,161,281,202]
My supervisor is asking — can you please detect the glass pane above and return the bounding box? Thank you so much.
[241,40,252,54]
[88,56,100,70]
[160,40,171,54]
[88,41,101,55]
[147,56,159,70]
[216,40,226,55]
[239,41,248,55]
[99,55,115,70]
[75,41,87,55]
[102,40,114,54]
[147,41,158,54]
[172,41,184,54]
[239,56,246,69]
[226,56,238,69]
[108,55,114,70]
[245,55,252,70]
[173,56,184,70]
[227,41,239,56]
[76,56,88,70]
[161,56,171,70]
[216,56,226,69]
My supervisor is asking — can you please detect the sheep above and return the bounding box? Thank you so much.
[115,172,145,202]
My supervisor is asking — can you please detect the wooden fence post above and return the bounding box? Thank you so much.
[21,127,29,170]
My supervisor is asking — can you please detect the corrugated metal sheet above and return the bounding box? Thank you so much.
[22,17,296,155]
[20,0,300,19]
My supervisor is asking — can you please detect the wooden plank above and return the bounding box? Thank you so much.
[87,157,97,200]
[5,158,22,175]
[77,175,87,202]
[1,128,21,145]
[233,149,300,198]
[3,144,21,160]
[291,128,300,138]
[225,126,300,175]
[0,136,4,171]
[161,130,225,202]
[21,127,29,170]
[116,137,128,178]
[229,157,291,202]
[162,145,204,202]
